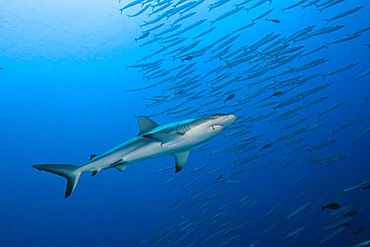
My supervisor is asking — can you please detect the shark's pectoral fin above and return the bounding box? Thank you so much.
[173,149,191,173]
[143,133,182,144]
[137,116,160,136]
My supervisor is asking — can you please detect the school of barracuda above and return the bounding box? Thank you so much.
[119,0,369,246]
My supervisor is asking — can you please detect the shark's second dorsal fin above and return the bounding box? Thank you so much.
[137,116,160,136]
[173,149,191,173]
[90,154,98,160]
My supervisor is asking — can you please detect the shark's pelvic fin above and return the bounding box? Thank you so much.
[137,116,160,136]
[143,133,182,144]
[104,159,127,170]
[114,163,129,172]
[32,164,81,198]
[173,149,191,172]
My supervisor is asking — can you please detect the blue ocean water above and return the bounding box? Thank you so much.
[1,0,370,246]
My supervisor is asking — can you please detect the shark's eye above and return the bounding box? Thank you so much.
[211,125,215,130]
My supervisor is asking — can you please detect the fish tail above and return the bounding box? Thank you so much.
[363,187,366,190]
[33,164,82,198]
[351,78,357,82]
[344,214,347,218]
[324,19,330,25]
[321,206,325,210]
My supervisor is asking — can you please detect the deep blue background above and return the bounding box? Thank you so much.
[1,0,369,246]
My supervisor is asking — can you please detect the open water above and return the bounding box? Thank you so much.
[1,0,370,246]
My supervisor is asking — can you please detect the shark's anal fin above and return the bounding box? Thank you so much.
[173,149,191,173]
[137,116,160,136]
[144,133,182,145]
[91,170,99,176]
[32,164,81,198]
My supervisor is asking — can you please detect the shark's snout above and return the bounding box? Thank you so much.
[223,114,238,128]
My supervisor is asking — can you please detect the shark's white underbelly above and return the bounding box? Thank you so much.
[80,137,192,172]
[120,137,191,164]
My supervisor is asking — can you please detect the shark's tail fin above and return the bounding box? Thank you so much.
[33,164,81,198]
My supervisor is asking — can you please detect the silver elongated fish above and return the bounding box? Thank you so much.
[323,6,364,24]
[319,227,346,243]
[285,226,306,239]
[33,114,237,198]
[352,240,370,247]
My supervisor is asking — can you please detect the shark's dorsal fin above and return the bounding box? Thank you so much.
[137,116,160,136]
[144,133,182,144]
[173,149,191,172]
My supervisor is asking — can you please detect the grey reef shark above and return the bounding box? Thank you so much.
[33,113,237,198]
